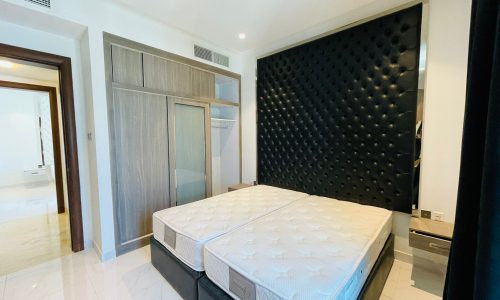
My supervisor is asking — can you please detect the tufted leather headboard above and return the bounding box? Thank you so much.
[257,5,422,213]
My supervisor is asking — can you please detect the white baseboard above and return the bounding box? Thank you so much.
[93,241,116,262]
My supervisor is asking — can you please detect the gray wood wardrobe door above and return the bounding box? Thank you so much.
[111,45,144,86]
[143,54,192,96]
[111,89,169,249]
[191,68,215,99]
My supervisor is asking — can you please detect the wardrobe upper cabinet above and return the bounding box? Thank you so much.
[111,45,144,87]
[192,68,215,99]
[143,54,192,96]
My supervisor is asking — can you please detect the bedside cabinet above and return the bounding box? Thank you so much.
[409,217,453,256]
[227,183,253,192]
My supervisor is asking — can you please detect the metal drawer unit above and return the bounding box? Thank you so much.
[409,231,451,256]
[409,217,453,256]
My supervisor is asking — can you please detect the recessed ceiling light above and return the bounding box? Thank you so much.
[0,60,14,68]
[238,33,246,40]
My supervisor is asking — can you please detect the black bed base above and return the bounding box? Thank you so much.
[152,234,394,300]
[357,233,395,300]
[151,237,204,300]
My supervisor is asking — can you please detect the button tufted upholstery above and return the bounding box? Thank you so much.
[256,5,422,213]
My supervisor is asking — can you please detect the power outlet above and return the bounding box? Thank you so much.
[432,211,445,222]
[421,210,431,219]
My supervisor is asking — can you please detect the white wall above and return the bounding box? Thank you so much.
[240,0,472,260]
[418,0,472,223]
[0,88,45,187]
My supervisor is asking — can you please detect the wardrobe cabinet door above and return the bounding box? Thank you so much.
[169,99,212,206]
[143,54,192,96]
[111,89,169,251]
[111,45,144,86]
[191,68,215,99]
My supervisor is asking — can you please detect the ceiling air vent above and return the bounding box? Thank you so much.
[194,44,230,68]
[194,45,213,61]
[25,0,51,8]
[213,52,229,68]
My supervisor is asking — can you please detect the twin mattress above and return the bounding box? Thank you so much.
[204,196,393,300]
[152,185,308,271]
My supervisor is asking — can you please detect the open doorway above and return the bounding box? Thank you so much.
[0,80,71,275]
[0,43,83,275]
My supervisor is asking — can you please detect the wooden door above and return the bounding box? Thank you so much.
[110,88,170,253]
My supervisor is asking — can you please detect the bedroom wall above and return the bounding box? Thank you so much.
[0,88,44,187]
[0,0,243,260]
[241,0,472,260]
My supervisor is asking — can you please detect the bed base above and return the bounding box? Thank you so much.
[150,237,204,300]
[152,234,394,300]
[357,233,395,300]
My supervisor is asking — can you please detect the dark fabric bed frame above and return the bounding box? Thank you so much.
[151,234,394,300]
[151,237,204,300]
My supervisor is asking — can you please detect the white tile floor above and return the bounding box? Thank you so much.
[0,184,72,276]
[381,260,444,300]
[0,244,444,300]
[0,245,182,300]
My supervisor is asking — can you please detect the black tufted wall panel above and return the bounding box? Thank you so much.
[257,5,422,213]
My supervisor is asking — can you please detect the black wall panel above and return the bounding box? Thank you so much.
[257,5,422,213]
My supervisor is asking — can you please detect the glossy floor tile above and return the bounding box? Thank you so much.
[0,245,182,300]
[381,260,444,300]
[0,184,71,276]
[0,242,443,300]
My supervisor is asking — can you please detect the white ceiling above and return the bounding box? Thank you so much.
[0,59,59,84]
[107,0,395,52]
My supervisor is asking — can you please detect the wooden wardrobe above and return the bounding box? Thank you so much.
[104,34,241,254]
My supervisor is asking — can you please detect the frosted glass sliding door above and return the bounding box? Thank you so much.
[169,98,211,206]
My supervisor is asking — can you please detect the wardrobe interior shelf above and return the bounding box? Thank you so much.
[211,118,236,128]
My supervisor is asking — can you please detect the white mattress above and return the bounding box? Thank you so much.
[152,185,308,271]
[204,196,393,300]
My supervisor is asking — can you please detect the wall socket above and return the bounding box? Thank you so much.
[420,210,445,221]
[421,210,431,219]
[432,211,445,222]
